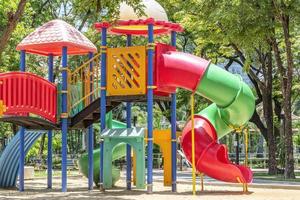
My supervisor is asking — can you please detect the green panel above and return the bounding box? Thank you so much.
[101,128,144,139]
[103,128,145,189]
[78,120,127,187]
[69,82,84,116]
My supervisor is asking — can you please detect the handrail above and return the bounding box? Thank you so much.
[68,53,101,116]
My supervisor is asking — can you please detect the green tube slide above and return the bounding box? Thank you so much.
[78,119,126,186]
[195,63,255,138]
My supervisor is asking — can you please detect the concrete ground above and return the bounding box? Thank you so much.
[0,170,299,200]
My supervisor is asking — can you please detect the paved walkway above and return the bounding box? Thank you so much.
[153,169,300,189]
[0,169,299,200]
[1,176,300,200]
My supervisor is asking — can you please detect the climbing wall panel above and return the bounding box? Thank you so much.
[107,46,146,96]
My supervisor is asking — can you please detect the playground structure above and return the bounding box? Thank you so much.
[0,0,255,195]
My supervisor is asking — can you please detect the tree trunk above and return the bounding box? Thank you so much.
[280,14,295,179]
[0,0,27,60]
[270,12,295,178]
[232,44,278,175]
[11,124,18,136]
[38,134,46,164]
[249,110,268,142]
[262,52,277,175]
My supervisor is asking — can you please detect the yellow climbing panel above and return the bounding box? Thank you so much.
[107,46,146,96]
[0,100,6,116]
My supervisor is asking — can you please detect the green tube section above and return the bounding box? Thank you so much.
[78,119,126,186]
[195,63,255,138]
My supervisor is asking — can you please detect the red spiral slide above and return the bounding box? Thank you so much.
[154,43,255,183]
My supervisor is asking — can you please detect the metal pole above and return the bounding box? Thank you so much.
[191,94,196,195]
[88,52,94,190]
[170,31,177,192]
[19,50,26,192]
[99,26,107,191]
[147,23,154,194]
[47,54,54,189]
[126,34,132,190]
[61,46,68,192]
[236,132,239,165]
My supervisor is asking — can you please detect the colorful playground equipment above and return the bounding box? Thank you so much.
[0,0,255,195]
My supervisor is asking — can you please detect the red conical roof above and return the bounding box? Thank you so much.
[16,19,97,56]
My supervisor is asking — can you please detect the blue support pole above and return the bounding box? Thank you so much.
[126,33,133,191]
[47,54,54,189]
[99,27,107,191]
[171,31,177,192]
[88,52,94,190]
[147,24,154,193]
[19,50,26,192]
[61,46,68,192]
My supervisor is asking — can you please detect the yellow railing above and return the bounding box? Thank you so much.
[68,52,101,115]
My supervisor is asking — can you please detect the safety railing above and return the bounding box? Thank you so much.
[68,53,101,116]
[0,72,57,123]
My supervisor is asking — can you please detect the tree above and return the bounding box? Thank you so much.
[269,0,300,179]
[160,0,282,174]
[0,0,27,61]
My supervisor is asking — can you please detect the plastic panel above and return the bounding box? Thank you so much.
[107,46,146,96]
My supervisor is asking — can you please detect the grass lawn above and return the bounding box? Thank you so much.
[254,171,300,182]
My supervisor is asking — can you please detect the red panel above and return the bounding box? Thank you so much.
[0,72,57,123]
[154,43,177,94]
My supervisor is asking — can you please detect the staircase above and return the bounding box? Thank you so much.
[56,52,119,129]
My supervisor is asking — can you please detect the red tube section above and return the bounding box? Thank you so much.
[154,43,209,94]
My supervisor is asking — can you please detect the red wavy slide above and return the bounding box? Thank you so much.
[155,43,255,183]
[181,116,252,183]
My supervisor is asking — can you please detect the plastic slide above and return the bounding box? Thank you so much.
[158,49,255,183]
[0,131,45,188]
[78,119,127,186]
